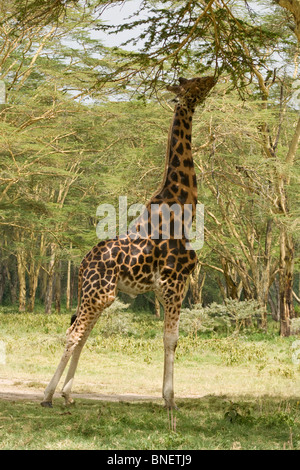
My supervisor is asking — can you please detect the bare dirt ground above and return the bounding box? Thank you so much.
[0,377,161,404]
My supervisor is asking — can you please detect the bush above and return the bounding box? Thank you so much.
[97,300,137,337]
[180,299,265,336]
[180,304,215,336]
[290,317,300,335]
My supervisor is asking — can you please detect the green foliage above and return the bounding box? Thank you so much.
[291,318,300,336]
[207,337,267,366]
[95,0,297,98]
[180,299,264,336]
[0,396,299,450]
[98,299,136,337]
[0,0,299,322]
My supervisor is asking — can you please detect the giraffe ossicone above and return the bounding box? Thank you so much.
[41,75,216,410]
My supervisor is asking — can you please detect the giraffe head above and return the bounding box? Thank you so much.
[167,76,216,109]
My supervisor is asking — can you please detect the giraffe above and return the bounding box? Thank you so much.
[41,75,216,409]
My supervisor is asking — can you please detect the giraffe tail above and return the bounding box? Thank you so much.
[70,262,84,326]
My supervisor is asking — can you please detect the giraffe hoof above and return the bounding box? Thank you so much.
[64,399,75,407]
[62,393,75,406]
[163,398,178,410]
[40,401,53,408]
[165,404,178,411]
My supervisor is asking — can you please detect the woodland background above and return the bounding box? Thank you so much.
[0,0,299,336]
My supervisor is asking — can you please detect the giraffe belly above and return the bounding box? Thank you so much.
[117,269,162,298]
[117,277,153,297]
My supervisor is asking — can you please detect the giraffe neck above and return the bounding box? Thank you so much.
[152,102,197,214]
[131,102,198,242]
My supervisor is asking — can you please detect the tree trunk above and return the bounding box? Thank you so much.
[217,276,227,302]
[220,258,242,300]
[55,260,61,313]
[5,257,18,304]
[189,263,206,306]
[279,226,294,337]
[44,243,56,315]
[28,268,39,312]
[276,0,300,41]
[269,277,281,322]
[257,218,274,329]
[70,264,77,309]
[66,243,72,310]
[44,276,53,315]
[0,261,5,304]
[276,116,300,336]
[66,259,71,310]
[39,268,47,302]
[28,233,45,312]
[16,250,26,312]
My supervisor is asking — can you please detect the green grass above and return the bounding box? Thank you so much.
[0,396,299,450]
[0,307,299,449]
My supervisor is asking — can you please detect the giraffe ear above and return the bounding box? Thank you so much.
[178,77,188,85]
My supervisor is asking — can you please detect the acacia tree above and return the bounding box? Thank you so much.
[93,0,300,335]
[0,0,113,311]
[1,0,299,327]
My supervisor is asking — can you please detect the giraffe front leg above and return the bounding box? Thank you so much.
[41,339,75,407]
[41,310,92,408]
[162,328,179,410]
[59,313,99,406]
[160,281,186,410]
[61,339,86,406]
[61,291,116,406]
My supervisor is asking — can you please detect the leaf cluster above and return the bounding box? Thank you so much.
[95,0,296,99]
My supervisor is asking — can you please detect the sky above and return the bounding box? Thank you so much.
[92,0,146,49]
